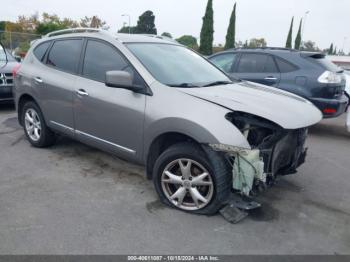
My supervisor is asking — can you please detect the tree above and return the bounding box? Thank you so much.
[328,43,334,55]
[333,47,337,55]
[80,15,108,29]
[224,2,236,50]
[0,21,6,31]
[118,26,137,34]
[285,17,294,48]
[135,11,157,34]
[248,38,267,48]
[294,19,302,50]
[161,32,172,38]
[36,13,80,35]
[176,35,198,49]
[199,0,214,55]
[243,40,249,48]
[300,40,320,52]
[17,13,39,32]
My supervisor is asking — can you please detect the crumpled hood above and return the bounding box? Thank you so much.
[178,81,322,129]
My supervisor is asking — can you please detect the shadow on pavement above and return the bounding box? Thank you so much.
[0,103,15,113]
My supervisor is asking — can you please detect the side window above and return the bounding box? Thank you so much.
[209,53,237,73]
[264,56,278,73]
[275,57,298,73]
[83,40,129,82]
[33,41,51,62]
[237,53,278,73]
[47,39,83,74]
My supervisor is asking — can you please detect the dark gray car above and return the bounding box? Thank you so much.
[209,48,348,118]
[0,47,20,103]
[13,29,322,215]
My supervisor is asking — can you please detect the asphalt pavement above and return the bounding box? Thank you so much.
[0,104,349,254]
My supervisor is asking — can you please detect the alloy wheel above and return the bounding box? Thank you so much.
[24,108,42,142]
[161,158,214,211]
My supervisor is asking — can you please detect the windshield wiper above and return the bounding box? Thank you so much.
[202,80,233,87]
[167,83,200,88]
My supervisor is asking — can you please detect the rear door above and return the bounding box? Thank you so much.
[40,38,83,134]
[234,53,281,87]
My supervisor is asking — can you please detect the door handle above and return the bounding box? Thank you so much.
[264,76,277,81]
[34,77,43,84]
[76,89,89,97]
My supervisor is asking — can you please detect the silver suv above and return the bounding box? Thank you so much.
[14,29,322,215]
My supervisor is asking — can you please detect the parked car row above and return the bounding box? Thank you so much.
[208,48,348,118]
[0,29,347,216]
[0,46,20,103]
[10,29,323,216]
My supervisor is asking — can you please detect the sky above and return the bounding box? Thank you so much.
[2,0,350,52]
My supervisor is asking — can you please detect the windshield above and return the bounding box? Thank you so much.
[0,49,15,62]
[126,43,232,87]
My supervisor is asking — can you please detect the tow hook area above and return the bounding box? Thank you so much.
[209,145,266,223]
[220,194,261,224]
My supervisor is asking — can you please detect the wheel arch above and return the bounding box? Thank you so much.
[17,94,38,126]
[145,132,202,180]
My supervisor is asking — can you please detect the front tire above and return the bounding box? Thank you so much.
[22,101,56,148]
[153,142,232,215]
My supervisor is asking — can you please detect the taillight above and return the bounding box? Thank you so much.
[318,71,342,84]
[323,108,337,114]
[12,64,21,78]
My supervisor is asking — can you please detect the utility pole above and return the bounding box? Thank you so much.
[301,11,310,48]
[122,14,131,34]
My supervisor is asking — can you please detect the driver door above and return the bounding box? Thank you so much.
[73,39,146,161]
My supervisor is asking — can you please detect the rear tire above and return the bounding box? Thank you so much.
[153,142,232,215]
[22,101,56,148]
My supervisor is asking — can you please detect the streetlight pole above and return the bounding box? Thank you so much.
[342,37,347,55]
[122,14,131,34]
[301,11,310,49]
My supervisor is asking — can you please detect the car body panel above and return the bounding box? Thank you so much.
[73,76,146,161]
[0,61,19,102]
[177,81,322,129]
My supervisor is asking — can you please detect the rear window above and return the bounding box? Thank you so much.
[47,39,83,74]
[33,41,51,62]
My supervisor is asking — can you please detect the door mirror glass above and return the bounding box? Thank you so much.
[105,70,143,92]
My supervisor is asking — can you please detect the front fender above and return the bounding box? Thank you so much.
[143,84,251,161]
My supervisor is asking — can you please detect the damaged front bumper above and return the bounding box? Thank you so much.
[210,128,308,196]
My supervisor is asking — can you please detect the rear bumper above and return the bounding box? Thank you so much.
[309,94,349,118]
[0,85,14,102]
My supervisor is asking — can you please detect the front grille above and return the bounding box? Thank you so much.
[0,73,13,86]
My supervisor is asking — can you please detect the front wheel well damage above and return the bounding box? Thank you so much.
[146,132,201,179]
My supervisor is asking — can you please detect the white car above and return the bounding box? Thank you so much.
[345,71,350,96]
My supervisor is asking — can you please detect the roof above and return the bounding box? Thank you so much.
[41,28,178,45]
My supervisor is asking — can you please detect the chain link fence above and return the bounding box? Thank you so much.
[0,30,42,58]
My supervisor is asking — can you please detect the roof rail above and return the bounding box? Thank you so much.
[45,28,105,38]
[229,47,298,52]
[141,34,179,43]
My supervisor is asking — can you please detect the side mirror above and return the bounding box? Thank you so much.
[105,70,144,93]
